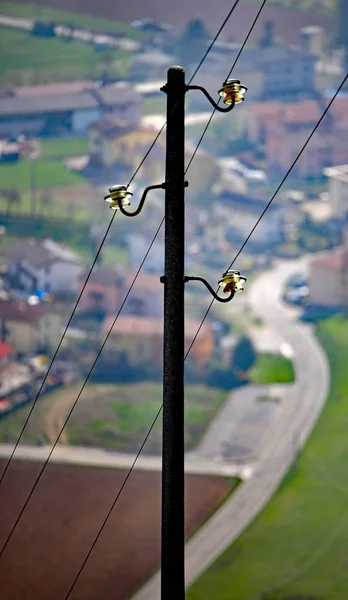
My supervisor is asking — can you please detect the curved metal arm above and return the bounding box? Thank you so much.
[186,85,235,113]
[118,183,165,217]
[184,276,235,303]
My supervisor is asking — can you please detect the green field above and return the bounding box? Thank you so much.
[187,316,348,600]
[40,137,89,159]
[0,15,133,87]
[0,2,143,38]
[0,382,228,454]
[249,352,295,384]
[0,157,83,190]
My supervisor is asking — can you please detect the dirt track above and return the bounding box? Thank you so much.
[13,0,333,44]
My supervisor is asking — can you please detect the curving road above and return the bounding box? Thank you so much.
[131,257,330,600]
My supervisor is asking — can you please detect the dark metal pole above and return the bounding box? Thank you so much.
[161,66,186,600]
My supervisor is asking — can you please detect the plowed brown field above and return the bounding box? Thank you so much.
[0,459,232,600]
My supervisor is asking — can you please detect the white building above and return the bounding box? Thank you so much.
[214,191,284,247]
[5,238,84,295]
[324,164,348,220]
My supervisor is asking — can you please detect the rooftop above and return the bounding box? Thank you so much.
[90,82,139,107]
[0,299,46,323]
[323,164,348,184]
[5,238,81,268]
[0,91,98,118]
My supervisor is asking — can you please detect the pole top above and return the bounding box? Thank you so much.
[168,65,185,74]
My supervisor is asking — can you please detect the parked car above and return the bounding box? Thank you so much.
[285,273,308,289]
[283,285,309,306]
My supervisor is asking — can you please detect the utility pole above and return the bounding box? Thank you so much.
[104,67,247,600]
[161,66,186,600]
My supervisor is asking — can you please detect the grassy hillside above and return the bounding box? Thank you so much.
[0,382,228,453]
[187,316,348,599]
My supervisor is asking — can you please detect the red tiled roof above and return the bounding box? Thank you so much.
[0,300,46,323]
[0,341,14,359]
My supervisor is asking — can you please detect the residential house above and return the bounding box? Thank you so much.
[241,97,348,179]
[0,89,100,138]
[324,164,348,220]
[78,267,124,313]
[308,244,348,308]
[192,20,318,105]
[121,271,163,317]
[0,299,62,354]
[88,117,165,181]
[90,82,141,128]
[5,238,84,295]
[0,81,142,138]
[101,315,213,368]
[214,190,284,246]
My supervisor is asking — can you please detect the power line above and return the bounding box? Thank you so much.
[0,210,117,487]
[62,405,162,600]
[56,5,270,596]
[63,71,348,593]
[128,0,242,187]
[0,218,164,561]
[0,0,242,563]
[185,71,348,358]
[186,0,267,173]
[188,0,241,84]
[0,0,241,490]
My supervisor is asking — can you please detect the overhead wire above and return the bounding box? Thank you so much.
[60,70,348,597]
[0,218,164,561]
[185,70,348,359]
[55,3,272,596]
[185,0,268,174]
[0,0,243,567]
[128,0,241,187]
[0,210,117,487]
[60,66,348,599]
[0,0,242,489]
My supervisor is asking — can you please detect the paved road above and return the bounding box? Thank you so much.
[131,257,330,600]
[0,443,249,479]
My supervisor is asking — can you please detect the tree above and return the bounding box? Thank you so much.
[39,190,53,216]
[177,19,210,66]
[2,188,21,215]
[232,336,256,376]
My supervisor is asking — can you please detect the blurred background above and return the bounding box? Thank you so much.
[0,1,347,599]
